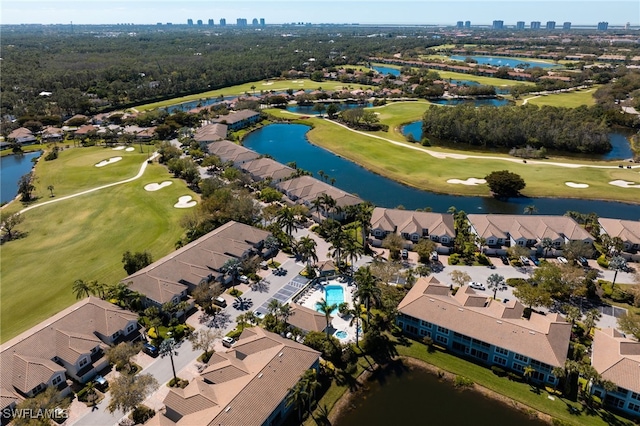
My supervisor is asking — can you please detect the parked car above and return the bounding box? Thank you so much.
[239,275,249,284]
[500,255,509,265]
[213,296,227,308]
[487,264,496,269]
[502,298,511,304]
[529,255,540,266]
[222,336,235,348]
[142,343,159,357]
[93,375,108,391]
[274,267,287,276]
[578,257,589,267]
[469,282,486,291]
[430,251,439,262]
[519,256,530,266]
[557,256,568,264]
[401,249,409,259]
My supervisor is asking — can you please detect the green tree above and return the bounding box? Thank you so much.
[72,279,92,300]
[316,297,337,338]
[159,337,179,384]
[609,255,627,290]
[583,308,602,336]
[382,233,404,261]
[107,373,158,414]
[17,172,36,202]
[523,205,537,215]
[122,250,153,275]
[449,270,471,287]
[295,235,318,269]
[617,312,640,340]
[486,273,506,299]
[47,185,55,197]
[312,102,326,117]
[222,258,243,291]
[326,103,340,118]
[189,328,221,360]
[562,304,582,327]
[263,234,280,265]
[13,387,64,426]
[277,206,297,239]
[484,170,526,198]
[106,341,142,373]
[414,238,437,263]
[0,212,24,241]
[540,237,554,258]
[354,266,382,322]
[513,283,553,310]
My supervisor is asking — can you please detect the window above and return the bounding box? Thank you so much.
[126,324,135,333]
[441,237,449,243]
[374,230,383,237]
[631,392,640,401]
[420,320,432,328]
[512,363,524,372]
[52,376,62,386]
[435,335,448,345]
[493,356,507,366]
[472,338,490,349]
[79,358,88,367]
[470,348,488,361]
[411,234,419,242]
[495,347,508,356]
[437,326,449,334]
[419,329,430,337]
[111,331,120,339]
[487,239,495,245]
[514,354,528,363]
[628,403,640,413]
[406,324,418,335]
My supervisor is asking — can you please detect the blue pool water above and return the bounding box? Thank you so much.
[316,284,344,314]
[334,330,348,339]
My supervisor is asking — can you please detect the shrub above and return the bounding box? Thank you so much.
[476,253,491,266]
[130,405,155,424]
[599,280,613,298]
[491,366,506,377]
[44,147,59,161]
[611,288,633,304]
[454,375,474,388]
[506,278,528,287]
[448,253,461,265]
[597,254,609,268]
[420,137,431,146]
[228,288,243,297]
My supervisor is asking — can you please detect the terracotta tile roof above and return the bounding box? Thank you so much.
[54,329,104,364]
[194,123,228,143]
[398,277,571,367]
[371,208,455,238]
[8,127,33,139]
[276,176,363,208]
[206,140,260,165]
[74,124,98,135]
[212,109,260,125]
[11,355,65,394]
[288,304,329,333]
[598,218,640,248]
[467,214,592,243]
[240,158,294,182]
[592,328,640,393]
[154,328,320,426]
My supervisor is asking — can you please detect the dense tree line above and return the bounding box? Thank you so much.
[421,104,611,153]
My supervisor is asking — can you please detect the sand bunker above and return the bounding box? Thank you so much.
[262,82,273,85]
[144,181,173,192]
[291,80,303,83]
[112,146,125,150]
[174,195,197,208]
[446,178,486,186]
[125,147,135,152]
[565,182,589,188]
[95,157,123,167]
[609,180,640,188]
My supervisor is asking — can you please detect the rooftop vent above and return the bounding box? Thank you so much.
[258,373,263,379]
[225,406,231,413]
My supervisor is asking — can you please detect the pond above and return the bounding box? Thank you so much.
[430,98,511,107]
[285,102,373,115]
[449,79,511,95]
[242,124,640,219]
[372,65,401,76]
[166,95,237,113]
[402,121,635,161]
[449,55,559,69]
[0,151,42,204]
[334,363,544,426]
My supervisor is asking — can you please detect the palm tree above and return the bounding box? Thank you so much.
[583,308,601,335]
[354,202,374,249]
[551,366,566,392]
[280,303,292,329]
[523,365,536,387]
[316,298,337,338]
[354,266,382,322]
[263,235,280,266]
[297,236,318,270]
[286,380,310,422]
[486,273,506,299]
[349,303,363,348]
[343,235,364,273]
[326,227,347,267]
[523,205,537,215]
[267,299,282,324]
[562,304,581,327]
[222,258,243,291]
[159,337,179,385]
[541,237,554,258]
[277,206,297,239]
[72,279,92,299]
[609,255,627,290]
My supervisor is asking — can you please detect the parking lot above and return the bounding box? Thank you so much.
[255,274,309,316]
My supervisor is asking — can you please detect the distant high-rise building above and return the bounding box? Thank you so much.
[220,18,226,26]
[464,21,471,28]
[252,18,259,26]
[456,21,464,28]
[492,20,504,30]
[597,21,609,30]
[208,19,214,26]
[546,21,556,30]
[516,21,525,30]
[625,22,631,30]
[563,21,571,30]
[237,18,248,26]
[197,19,203,26]
[530,21,541,29]
[157,22,162,26]
[166,22,173,26]
[260,18,265,26]
[187,18,193,26]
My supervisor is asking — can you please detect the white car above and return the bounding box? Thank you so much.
[557,257,568,264]
[222,336,235,348]
[519,256,530,266]
[468,282,486,291]
[239,275,250,284]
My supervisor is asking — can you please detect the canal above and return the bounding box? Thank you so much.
[242,124,640,219]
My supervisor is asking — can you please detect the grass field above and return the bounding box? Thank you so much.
[268,105,639,203]
[521,87,599,108]
[0,150,195,342]
[135,79,374,112]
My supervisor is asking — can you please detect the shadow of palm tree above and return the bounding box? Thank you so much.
[335,369,361,392]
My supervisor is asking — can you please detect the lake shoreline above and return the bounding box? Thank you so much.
[329,356,552,425]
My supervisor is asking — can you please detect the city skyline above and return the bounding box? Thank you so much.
[1,0,639,26]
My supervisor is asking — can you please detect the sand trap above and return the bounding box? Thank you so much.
[144,181,173,192]
[291,80,303,83]
[262,82,273,86]
[174,195,197,208]
[95,157,123,167]
[447,178,486,186]
[125,147,135,152]
[609,180,640,188]
[565,182,589,188]
[112,146,125,150]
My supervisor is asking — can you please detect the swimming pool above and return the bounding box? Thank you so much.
[316,284,345,314]
[335,330,348,339]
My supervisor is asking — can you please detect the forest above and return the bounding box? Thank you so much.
[421,104,612,153]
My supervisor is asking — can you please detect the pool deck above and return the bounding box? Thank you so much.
[296,277,359,343]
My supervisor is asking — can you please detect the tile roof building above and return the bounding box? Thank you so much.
[207,140,260,167]
[239,158,294,183]
[287,304,331,334]
[467,214,593,256]
[397,276,571,384]
[276,175,363,214]
[211,109,261,131]
[148,327,320,426]
[591,328,640,417]
[194,123,228,144]
[0,298,139,416]
[370,208,455,250]
[598,218,640,259]
[124,221,271,307]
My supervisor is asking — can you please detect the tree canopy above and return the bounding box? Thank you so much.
[484,170,526,198]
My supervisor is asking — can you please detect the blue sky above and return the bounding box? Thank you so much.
[2,0,638,26]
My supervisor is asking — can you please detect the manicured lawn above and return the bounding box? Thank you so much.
[135,79,374,111]
[521,87,599,108]
[1,144,47,157]
[435,70,535,87]
[267,109,639,204]
[395,338,634,426]
[0,162,195,342]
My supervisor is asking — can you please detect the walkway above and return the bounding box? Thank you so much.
[17,153,159,215]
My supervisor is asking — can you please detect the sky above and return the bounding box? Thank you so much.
[1,0,638,26]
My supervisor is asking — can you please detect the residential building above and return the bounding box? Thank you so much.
[187,19,193,26]
[397,276,571,385]
[219,18,226,26]
[7,127,37,145]
[237,18,248,26]
[464,21,471,29]
[288,304,331,334]
[197,20,203,26]
[252,18,259,26]
[563,21,571,30]
[467,214,593,256]
[516,21,525,30]
[456,21,464,29]
[194,123,228,144]
[598,21,609,30]
[148,327,320,426]
[492,20,504,30]
[531,21,541,29]
[124,221,272,307]
[211,109,260,131]
[260,18,265,26]
[598,218,640,260]
[206,140,260,166]
[0,298,140,419]
[546,21,556,30]
[275,175,363,218]
[240,157,294,183]
[208,19,214,26]
[369,207,455,251]
[591,328,640,417]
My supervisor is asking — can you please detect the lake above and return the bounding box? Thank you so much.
[450,79,511,95]
[0,151,42,204]
[372,65,401,76]
[242,124,640,219]
[430,98,510,107]
[334,363,544,426]
[285,102,373,115]
[449,55,559,69]
[401,121,635,161]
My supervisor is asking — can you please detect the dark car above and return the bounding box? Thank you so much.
[94,375,108,391]
[401,249,409,259]
[142,343,159,357]
[500,255,509,265]
[529,255,540,266]
[578,257,589,267]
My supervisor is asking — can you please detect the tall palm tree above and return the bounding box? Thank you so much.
[222,258,243,291]
[326,227,347,267]
[285,380,310,422]
[316,298,337,338]
[267,299,282,324]
[88,280,107,299]
[355,202,374,249]
[349,302,363,348]
[263,235,280,266]
[280,303,292,329]
[541,237,554,258]
[523,365,536,387]
[353,266,382,322]
[160,338,179,385]
[277,206,297,239]
[343,235,364,273]
[72,279,92,300]
[609,255,627,290]
[297,236,318,268]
